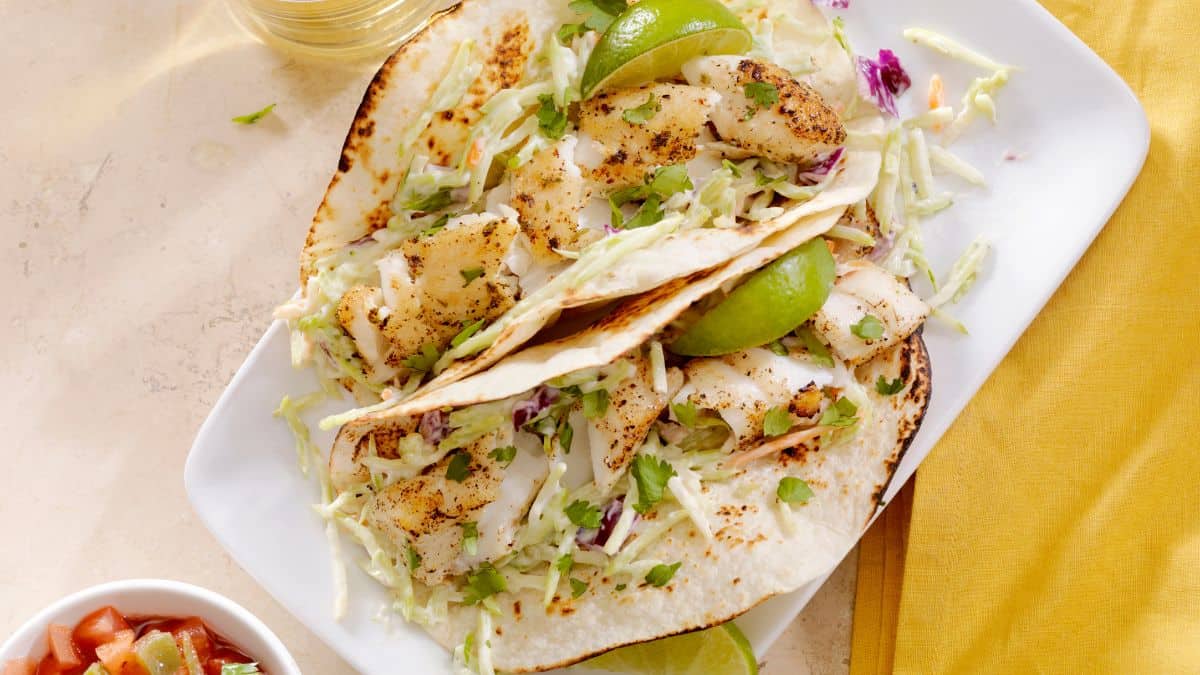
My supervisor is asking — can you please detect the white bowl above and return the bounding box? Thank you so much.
[0,579,301,674]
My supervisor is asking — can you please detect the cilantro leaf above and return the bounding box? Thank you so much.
[536,94,568,140]
[221,665,262,675]
[489,445,517,466]
[459,267,484,286]
[445,451,472,482]
[615,583,627,591]
[463,563,507,604]
[231,103,275,125]
[631,454,676,513]
[851,314,884,340]
[644,562,681,587]
[648,164,693,196]
[420,213,450,237]
[402,343,441,373]
[555,554,574,574]
[404,187,454,213]
[570,577,589,598]
[407,546,421,570]
[567,0,628,33]
[565,500,603,528]
[762,406,793,437]
[722,158,742,178]
[671,401,699,428]
[451,318,486,348]
[623,194,665,229]
[743,81,780,112]
[622,94,661,125]
[582,388,610,419]
[875,375,905,395]
[794,327,834,367]
[777,476,814,504]
[819,396,859,428]
[557,22,588,43]
[461,521,479,555]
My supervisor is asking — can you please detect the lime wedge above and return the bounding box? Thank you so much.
[585,622,758,675]
[581,0,752,98]
[669,238,836,357]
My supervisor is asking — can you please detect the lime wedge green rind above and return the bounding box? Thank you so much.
[581,0,752,98]
[669,239,837,357]
[584,622,758,675]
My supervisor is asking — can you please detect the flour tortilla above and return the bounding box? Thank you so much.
[299,0,882,393]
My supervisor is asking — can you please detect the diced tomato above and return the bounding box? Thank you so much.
[158,619,212,663]
[32,654,84,675]
[203,649,253,675]
[2,658,36,675]
[73,607,132,656]
[95,630,146,675]
[46,625,81,669]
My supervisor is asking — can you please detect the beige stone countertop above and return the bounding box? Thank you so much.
[0,2,857,672]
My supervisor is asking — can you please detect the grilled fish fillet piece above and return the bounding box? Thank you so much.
[811,260,931,365]
[672,347,832,449]
[365,426,548,585]
[577,83,719,189]
[585,353,681,494]
[682,56,846,165]
[335,285,401,385]
[510,136,602,264]
[375,213,520,360]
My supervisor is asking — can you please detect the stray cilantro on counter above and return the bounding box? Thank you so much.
[231,103,276,125]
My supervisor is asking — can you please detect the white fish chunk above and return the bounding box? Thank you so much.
[335,285,401,385]
[811,260,930,365]
[682,56,845,165]
[510,136,602,263]
[585,354,680,493]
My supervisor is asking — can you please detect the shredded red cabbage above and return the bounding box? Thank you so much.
[576,498,630,550]
[512,385,559,429]
[796,147,845,185]
[814,0,850,8]
[419,409,450,445]
[857,49,911,117]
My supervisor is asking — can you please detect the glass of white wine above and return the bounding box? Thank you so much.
[229,0,449,60]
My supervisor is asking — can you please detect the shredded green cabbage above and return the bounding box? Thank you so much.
[928,145,986,186]
[928,236,990,308]
[902,28,1012,73]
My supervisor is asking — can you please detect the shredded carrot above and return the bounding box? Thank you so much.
[466,137,486,167]
[928,74,945,110]
[725,426,831,468]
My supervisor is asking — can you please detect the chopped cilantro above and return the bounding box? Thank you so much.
[794,327,834,367]
[777,476,814,504]
[582,388,610,419]
[459,267,484,286]
[451,318,486,348]
[622,94,661,125]
[566,0,627,33]
[631,454,676,513]
[463,563,507,604]
[404,187,454,213]
[875,375,905,395]
[819,396,859,428]
[623,194,665,229]
[570,578,589,598]
[565,500,603,528]
[445,451,472,482]
[722,158,742,178]
[607,165,690,229]
[489,445,518,466]
[231,103,275,125]
[744,81,779,110]
[648,163,693,196]
[762,406,793,437]
[536,94,568,140]
[555,554,574,574]
[615,583,627,591]
[645,562,681,587]
[851,314,884,340]
[671,401,699,428]
[461,521,479,555]
[557,22,588,43]
[407,546,421,570]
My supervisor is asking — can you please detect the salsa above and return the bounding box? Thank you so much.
[2,607,262,675]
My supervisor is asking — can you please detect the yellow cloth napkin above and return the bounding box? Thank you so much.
[851,1,1200,672]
